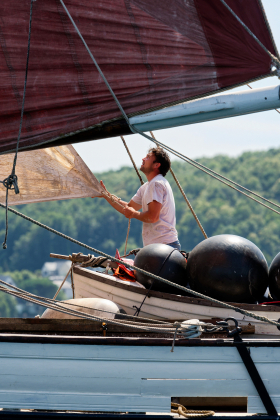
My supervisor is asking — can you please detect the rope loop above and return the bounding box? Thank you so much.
[80,254,107,268]
[2,174,19,194]
[171,402,215,418]
[121,248,141,258]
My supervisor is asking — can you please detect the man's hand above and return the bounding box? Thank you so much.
[100,180,108,194]
[92,180,108,198]
[124,205,138,219]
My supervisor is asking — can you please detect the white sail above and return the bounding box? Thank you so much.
[0,145,102,205]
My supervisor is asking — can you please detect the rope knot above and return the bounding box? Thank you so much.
[171,402,215,418]
[2,174,19,194]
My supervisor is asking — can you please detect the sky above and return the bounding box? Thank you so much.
[75,0,280,174]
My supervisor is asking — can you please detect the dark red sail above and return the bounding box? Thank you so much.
[0,0,278,153]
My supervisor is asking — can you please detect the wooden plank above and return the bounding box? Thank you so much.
[0,375,140,395]
[141,379,256,398]
[0,391,171,413]
[50,253,118,269]
[0,342,279,413]
[0,318,255,336]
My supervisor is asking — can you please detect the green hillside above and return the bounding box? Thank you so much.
[1,148,280,272]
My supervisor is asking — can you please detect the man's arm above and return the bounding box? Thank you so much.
[128,199,142,211]
[124,200,162,223]
[97,181,142,215]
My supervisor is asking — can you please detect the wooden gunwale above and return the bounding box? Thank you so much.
[0,333,279,347]
[0,318,255,336]
[73,266,280,312]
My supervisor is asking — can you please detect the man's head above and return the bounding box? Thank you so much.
[140,147,171,177]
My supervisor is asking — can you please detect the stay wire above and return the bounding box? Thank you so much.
[59,0,131,127]
[0,280,184,334]
[2,0,34,249]
[219,0,280,72]
[132,128,280,217]
[120,136,144,255]
[0,277,171,326]
[1,1,279,328]
[60,0,280,216]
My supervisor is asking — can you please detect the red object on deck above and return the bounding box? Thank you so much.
[0,0,277,153]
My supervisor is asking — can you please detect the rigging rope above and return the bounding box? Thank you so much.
[120,136,144,255]
[1,201,280,330]
[0,277,214,336]
[1,0,34,249]
[1,1,279,331]
[59,0,280,217]
[121,136,144,186]
[135,131,280,216]
[150,131,207,239]
[219,0,280,74]
[124,220,131,257]
[53,264,73,300]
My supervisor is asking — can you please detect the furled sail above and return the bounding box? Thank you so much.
[0,0,278,154]
[0,146,102,205]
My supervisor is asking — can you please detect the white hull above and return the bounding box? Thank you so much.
[73,267,280,336]
[0,335,279,413]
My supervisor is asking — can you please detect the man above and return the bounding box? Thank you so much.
[100,147,181,250]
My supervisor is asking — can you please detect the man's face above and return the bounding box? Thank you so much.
[140,153,157,174]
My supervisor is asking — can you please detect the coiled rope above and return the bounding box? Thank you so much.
[171,402,215,418]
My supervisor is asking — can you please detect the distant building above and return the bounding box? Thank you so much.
[41,261,71,278]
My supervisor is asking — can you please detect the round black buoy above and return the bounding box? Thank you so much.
[134,243,187,295]
[268,252,280,300]
[186,234,268,303]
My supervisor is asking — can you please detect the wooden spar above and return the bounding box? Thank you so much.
[129,84,280,132]
[50,253,118,269]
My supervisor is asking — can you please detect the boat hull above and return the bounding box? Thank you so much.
[73,267,280,336]
[0,334,279,414]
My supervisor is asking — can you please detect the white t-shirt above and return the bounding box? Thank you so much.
[131,174,178,246]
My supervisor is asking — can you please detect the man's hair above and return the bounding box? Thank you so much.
[149,147,171,177]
